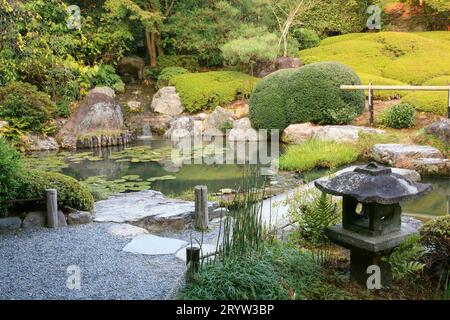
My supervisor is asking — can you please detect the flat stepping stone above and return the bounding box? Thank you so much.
[108,223,148,238]
[175,244,217,262]
[123,234,187,255]
[94,190,217,231]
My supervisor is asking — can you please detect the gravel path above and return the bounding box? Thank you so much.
[0,223,186,300]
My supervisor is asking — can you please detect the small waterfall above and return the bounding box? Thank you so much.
[138,123,152,140]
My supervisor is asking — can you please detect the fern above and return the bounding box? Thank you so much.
[383,234,426,280]
[299,192,339,246]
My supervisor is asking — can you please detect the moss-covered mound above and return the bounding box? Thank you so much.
[249,62,365,131]
[300,32,450,86]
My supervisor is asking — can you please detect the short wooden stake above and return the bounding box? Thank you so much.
[195,185,208,230]
[368,82,374,127]
[186,247,200,283]
[46,189,58,228]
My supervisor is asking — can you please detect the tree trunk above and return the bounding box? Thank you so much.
[146,31,157,67]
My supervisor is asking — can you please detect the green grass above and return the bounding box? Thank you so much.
[300,32,450,86]
[279,139,359,172]
[169,71,259,112]
[178,242,353,300]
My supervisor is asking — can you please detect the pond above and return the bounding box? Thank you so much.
[24,138,449,218]
[25,138,294,200]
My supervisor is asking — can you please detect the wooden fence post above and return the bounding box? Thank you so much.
[46,189,58,228]
[368,82,374,127]
[447,90,450,119]
[195,185,208,230]
[186,246,200,283]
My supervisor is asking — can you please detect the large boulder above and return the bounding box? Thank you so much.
[281,123,317,144]
[228,117,265,141]
[151,87,184,116]
[57,87,132,149]
[25,134,59,151]
[255,57,302,78]
[117,55,145,83]
[281,124,384,144]
[313,125,385,143]
[22,211,46,229]
[164,116,201,141]
[425,118,450,145]
[202,106,234,136]
[398,158,450,176]
[372,144,443,166]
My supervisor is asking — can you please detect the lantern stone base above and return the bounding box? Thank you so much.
[326,224,417,288]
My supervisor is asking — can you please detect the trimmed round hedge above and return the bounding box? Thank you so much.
[18,170,94,212]
[0,137,22,214]
[249,62,365,131]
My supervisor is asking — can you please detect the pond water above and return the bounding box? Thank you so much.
[25,138,289,199]
[25,139,449,218]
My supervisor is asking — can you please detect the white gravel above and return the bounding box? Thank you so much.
[0,223,186,300]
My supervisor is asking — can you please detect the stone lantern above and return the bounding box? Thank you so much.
[315,162,431,287]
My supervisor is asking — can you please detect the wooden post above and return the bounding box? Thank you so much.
[186,247,200,283]
[447,90,450,119]
[195,185,208,230]
[368,82,374,127]
[46,189,58,228]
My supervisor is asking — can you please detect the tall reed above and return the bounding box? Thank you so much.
[218,165,268,261]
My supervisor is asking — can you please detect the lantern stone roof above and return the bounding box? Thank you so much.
[314,162,432,204]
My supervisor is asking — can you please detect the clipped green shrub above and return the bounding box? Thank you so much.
[292,28,320,50]
[0,82,57,134]
[403,76,450,116]
[285,62,365,125]
[420,215,450,274]
[18,170,94,212]
[249,62,365,130]
[170,71,258,112]
[380,103,415,129]
[156,67,188,89]
[248,69,295,130]
[279,139,359,172]
[91,65,125,93]
[0,137,22,214]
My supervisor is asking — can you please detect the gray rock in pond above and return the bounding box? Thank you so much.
[151,87,184,116]
[68,211,92,225]
[0,217,22,232]
[425,118,450,145]
[25,134,59,152]
[202,106,234,136]
[227,117,265,141]
[22,211,46,229]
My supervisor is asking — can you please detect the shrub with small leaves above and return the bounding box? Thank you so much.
[420,215,450,275]
[0,137,22,214]
[292,28,320,50]
[0,82,57,134]
[156,67,188,89]
[380,103,415,129]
